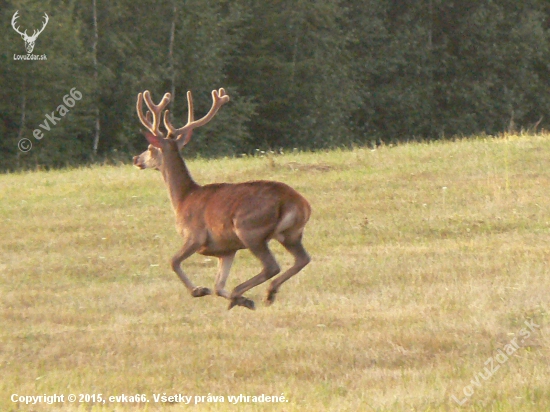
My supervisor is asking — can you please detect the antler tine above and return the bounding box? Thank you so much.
[164,88,230,144]
[11,11,26,36]
[30,13,48,38]
[34,13,49,37]
[136,90,171,137]
[136,93,152,132]
[164,91,194,138]
[187,90,195,124]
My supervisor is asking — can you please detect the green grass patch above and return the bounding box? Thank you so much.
[1,134,549,411]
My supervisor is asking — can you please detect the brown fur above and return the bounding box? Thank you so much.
[134,89,311,310]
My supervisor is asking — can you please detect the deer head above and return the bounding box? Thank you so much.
[133,89,230,171]
[12,11,49,54]
[133,133,164,170]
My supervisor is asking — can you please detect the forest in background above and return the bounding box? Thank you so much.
[1,0,550,170]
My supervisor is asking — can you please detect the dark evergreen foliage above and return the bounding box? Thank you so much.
[1,0,549,170]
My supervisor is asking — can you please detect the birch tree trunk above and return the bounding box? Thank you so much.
[92,0,101,155]
[16,76,27,168]
[168,2,178,110]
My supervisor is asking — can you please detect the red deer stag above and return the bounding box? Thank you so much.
[133,88,311,310]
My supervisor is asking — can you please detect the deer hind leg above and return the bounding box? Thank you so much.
[266,234,310,306]
[228,241,280,310]
[171,239,211,298]
[214,253,235,299]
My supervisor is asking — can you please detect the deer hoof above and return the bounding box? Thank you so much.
[265,290,277,306]
[192,287,212,297]
[228,296,255,311]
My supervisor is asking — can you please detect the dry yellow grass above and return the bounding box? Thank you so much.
[1,134,549,411]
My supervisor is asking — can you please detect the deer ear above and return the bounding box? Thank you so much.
[143,131,163,148]
[177,130,193,150]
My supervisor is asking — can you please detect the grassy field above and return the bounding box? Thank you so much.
[1,134,549,411]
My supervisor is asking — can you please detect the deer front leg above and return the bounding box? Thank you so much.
[171,240,211,297]
[214,253,235,299]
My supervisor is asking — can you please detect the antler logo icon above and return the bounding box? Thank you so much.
[11,10,49,54]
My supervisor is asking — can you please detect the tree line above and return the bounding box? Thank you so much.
[1,0,549,170]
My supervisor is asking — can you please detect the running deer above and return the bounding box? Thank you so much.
[133,88,311,310]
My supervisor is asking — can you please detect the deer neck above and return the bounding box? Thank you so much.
[159,147,199,211]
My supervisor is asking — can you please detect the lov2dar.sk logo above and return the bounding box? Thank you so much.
[12,10,49,60]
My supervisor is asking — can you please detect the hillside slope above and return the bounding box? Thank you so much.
[1,135,549,411]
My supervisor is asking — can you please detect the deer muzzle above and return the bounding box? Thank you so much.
[133,155,145,169]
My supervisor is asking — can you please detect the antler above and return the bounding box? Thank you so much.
[11,11,48,40]
[28,13,49,41]
[11,11,26,38]
[136,91,171,137]
[164,88,230,145]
